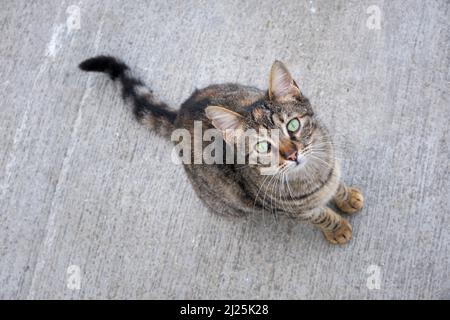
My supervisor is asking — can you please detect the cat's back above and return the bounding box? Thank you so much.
[175,83,265,127]
[173,84,265,216]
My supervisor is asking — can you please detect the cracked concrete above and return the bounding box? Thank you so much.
[0,0,449,299]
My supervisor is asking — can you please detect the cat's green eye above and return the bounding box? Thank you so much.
[287,118,300,132]
[255,141,270,153]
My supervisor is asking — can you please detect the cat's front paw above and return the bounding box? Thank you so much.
[336,187,364,214]
[323,219,352,245]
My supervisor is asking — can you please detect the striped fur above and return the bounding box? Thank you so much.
[79,56,176,138]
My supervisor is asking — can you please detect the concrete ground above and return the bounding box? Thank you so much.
[0,0,449,300]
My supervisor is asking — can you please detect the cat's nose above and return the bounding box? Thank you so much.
[286,150,298,162]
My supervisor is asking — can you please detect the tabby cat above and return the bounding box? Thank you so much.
[79,56,364,245]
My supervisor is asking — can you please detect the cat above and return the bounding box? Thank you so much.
[79,56,364,245]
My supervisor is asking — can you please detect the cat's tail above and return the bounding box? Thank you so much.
[79,55,177,138]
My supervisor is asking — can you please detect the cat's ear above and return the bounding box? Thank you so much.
[269,60,301,101]
[205,106,244,143]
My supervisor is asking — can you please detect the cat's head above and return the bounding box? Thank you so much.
[206,61,333,175]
